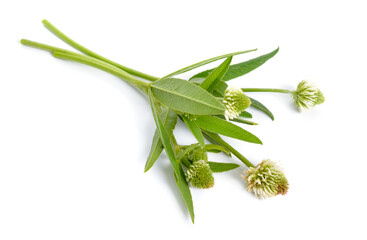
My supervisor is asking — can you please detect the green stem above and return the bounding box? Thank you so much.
[181,158,191,168]
[54,51,149,93]
[202,131,254,168]
[42,19,159,82]
[242,88,294,94]
[21,39,149,93]
[21,39,70,53]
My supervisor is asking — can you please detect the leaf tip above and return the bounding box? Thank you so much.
[191,215,195,224]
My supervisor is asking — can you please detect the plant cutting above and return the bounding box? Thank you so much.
[21,20,324,223]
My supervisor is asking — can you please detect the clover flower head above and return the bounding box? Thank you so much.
[223,86,251,120]
[292,80,324,111]
[185,160,214,189]
[243,160,288,198]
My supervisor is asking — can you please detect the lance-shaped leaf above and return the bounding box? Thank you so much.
[148,89,195,223]
[163,49,257,78]
[208,162,240,173]
[249,97,274,120]
[194,116,262,144]
[148,89,180,176]
[181,115,205,147]
[174,164,195,223]
[229,118,258,125]
[190,48,279,81]
[216,115,258,125]
[144,108,178,172]
[200,57,232,92]
[150,78,225,115]
[190,77,228,97]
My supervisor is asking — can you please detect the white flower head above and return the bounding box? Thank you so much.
[185,160,214,189]
[242,160,289,198]
[292,80,324,111]
[223,86,251,120]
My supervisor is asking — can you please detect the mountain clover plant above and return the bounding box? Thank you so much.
[21,20,324,223]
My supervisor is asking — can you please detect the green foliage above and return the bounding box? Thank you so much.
[190,48,279,81]
[194,115,262,144]
[239,111,253,118]
[181,115,205,147]
[150,78,225,115]
[249,97,274,120]
[163,49,256,78]
[208,162,240,173]
[176,144,200,162]
[174,164,195,223]
[200,57,232,92]
[203,144,231,156]
[190,77,228,97]
[23,20,314,222]
[149,90,195,223]
[145,108,177,172]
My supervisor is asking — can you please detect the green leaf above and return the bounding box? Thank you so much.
[239,111,252,118]
[190,48,279,81]
[181,115,205,147]
[200,57,232,92]
[174,164,195,223]
[208,161,240,173]
[148,89,180,176]
[230,118,258,125]
[215,115,258,125]
[194,116,262,144]
[149,89,195,223]
[190,77,228,97]
[176,144,200,162]
[163,49,257,78]
[144,108,178,172]
[204,144,231,156]
[249,97,274,120]
[150,78,225,115]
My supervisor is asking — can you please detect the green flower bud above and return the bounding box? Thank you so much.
[223,86,251,120]
[243,160,289,198]
[185,160,214,189]
[292,80,324,111]
[188,148,208,162]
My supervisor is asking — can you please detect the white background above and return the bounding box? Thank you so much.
[1,0,366,239]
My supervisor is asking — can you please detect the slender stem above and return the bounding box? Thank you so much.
[163,48,257,78]
[202,131,254,168]
[42,19,159,82]
[21,39,149,93]
[242,88,294,94]
[21,39,71,53]
[53,51,149,93]
[181,158,191,168]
